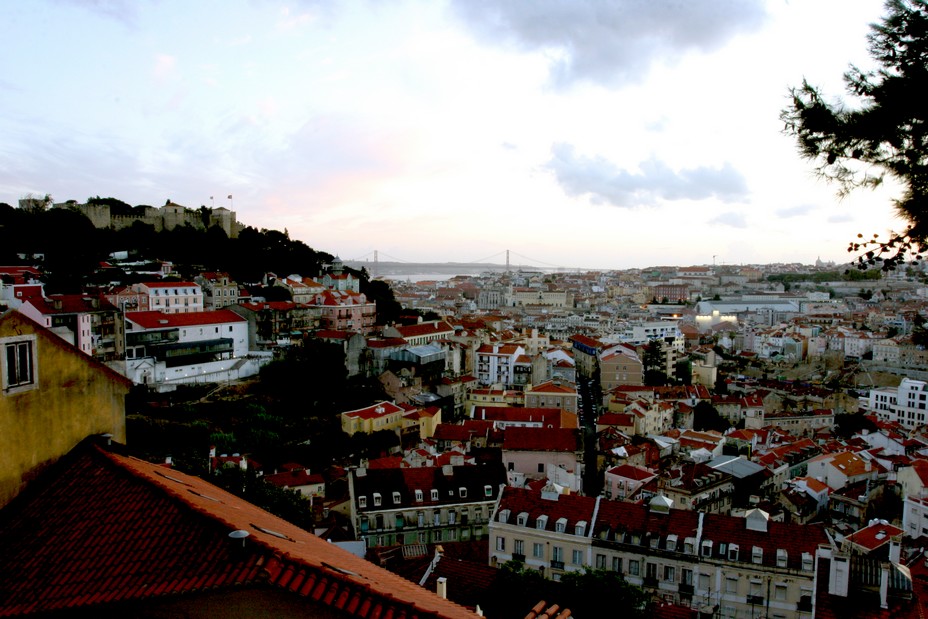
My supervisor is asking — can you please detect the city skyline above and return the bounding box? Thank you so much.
[0,0,899,270]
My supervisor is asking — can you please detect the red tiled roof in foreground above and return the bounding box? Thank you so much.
[0,440,477,618]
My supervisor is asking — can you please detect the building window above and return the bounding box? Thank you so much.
[725,576,738,594]
[596,554,606,569]
[572,549,583,565]
[533,543,544,558]
[392,491,402,504]
[664,566,675,582]
[496,536,505,552]
[2,336,37,393]
[373,493,382,507]
[728,544,739,561]
[774,583,788,602]
[484,484,493,497]
[538,463,545,473]
[431,489,439,501]
[358,496,367,509]
[612,556,623,573]
[415,489,423,502]
[514,539,525,555]
[629,560,640,576]
[459,487,467,498]
[552,546,564,563]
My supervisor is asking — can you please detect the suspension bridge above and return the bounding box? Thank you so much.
[343,249,583,278]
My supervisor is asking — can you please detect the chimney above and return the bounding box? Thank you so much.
[228,529,250,560]
[436,577,447,600]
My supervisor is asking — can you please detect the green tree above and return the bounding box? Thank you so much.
[675,359,693,385]
[913,312,928,347]
[693,400,731,433]
[782,0,928,270]
[560,569,650,619]
[642,339,667,386]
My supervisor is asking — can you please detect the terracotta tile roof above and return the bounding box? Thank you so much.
[844,521,904,553]
[342,401,404,420]
[497,487,595,533]
[472,407,571,427]
[139,280,199,288]
[502,428,581,452]
[314,329,356,340]
[396,322,455,339]
[22,294,117,315]
[526,380,577,394]
[353,465,507,510]
[263,469,325,489]
[606,464,656,481]
[126,309,245,328]
[0,441,477,618]
[569,334,603,350]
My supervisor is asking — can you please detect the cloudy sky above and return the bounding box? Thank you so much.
[0,0,899,270]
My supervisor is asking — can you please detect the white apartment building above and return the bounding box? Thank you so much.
[490,487,826,617]
[863,377,928,429]
[133,282,204,314]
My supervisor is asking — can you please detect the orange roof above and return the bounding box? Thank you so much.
[126,309,245,328]
[0,440,477,618]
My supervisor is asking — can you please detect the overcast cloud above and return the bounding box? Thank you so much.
[450,0,768,88]
[546,143,749,207]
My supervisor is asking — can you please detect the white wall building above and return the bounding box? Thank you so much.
[862,378,928,429]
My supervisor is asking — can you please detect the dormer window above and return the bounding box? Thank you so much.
[802,552,814,571]
[701,540,713,557]
[392,491,402,504]
[752,546,763,565]
[358,496,367,509]
[373,492,382,507]
[459,487,467,498]
[728,544,740,561]
[415,489,424,502]
[684,537,696,554]
[517,511,529,526]
[777,549,788,568]
[575,520,587,536]
[536,515,548,530]
[431,489,439,501]
[484,484,493,497]
[666,534,678,552]
[555,517,568,533]
[498,509,511,523]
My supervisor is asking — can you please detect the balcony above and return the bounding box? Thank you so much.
[747,595,764,606]
[797,596,813,612]
[643,576,659,588]
[512,553,526,563]
[679,583,694,596]
[550,560,565,570]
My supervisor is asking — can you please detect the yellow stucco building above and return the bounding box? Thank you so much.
[0,310,130,507]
